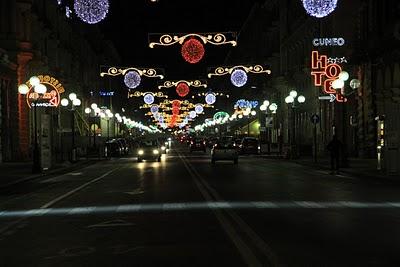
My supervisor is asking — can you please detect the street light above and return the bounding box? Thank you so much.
[61,93,81,162]
[285,90,305,159]
[17,76,46,173]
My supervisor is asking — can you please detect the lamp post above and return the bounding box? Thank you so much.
[285,90,305,159]
[61,93,81,162]
[18,76,46,173]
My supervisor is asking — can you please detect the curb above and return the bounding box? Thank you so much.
[0,159,101,189]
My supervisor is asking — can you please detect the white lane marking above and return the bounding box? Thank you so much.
[41,168,117,209]
[87,219,134,228]
[179,154,263,267]
[68,207,96,215]
[116,205,142,213]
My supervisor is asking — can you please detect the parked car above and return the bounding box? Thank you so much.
[211,139,238,164]
[116,138,129,155]
[240,137,260,154]
[137,139,161,162]
[207,137,219,148]
[105,139,123,157]
[189,137,207,153]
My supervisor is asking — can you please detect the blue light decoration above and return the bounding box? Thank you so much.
[195,104,204,114]
[99,91,115,96]
[124,70,141,89]
[230,69,248,87]
[205,93,216,105]
[189,111,197,119]
[234,99,258,109]
[143,93,155,105]
[150,105,159,114]
[302,0,338,18]
[74,0,109,24]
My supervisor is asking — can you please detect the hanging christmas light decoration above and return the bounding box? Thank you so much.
[124,70,141,89]
[189,111,197,119]
[181,38,205,64]
[172,100,181,108]
[143,93,155,105]
[195,104,204,114]
[205,93,216,105]
[230,69,248,87]
[301,0,338,18]
[74,0,109,24]
[176,82,190,97]
[150,105,159,114]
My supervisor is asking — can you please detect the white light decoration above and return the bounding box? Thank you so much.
[230,69,248,87]
[195,104,204,114]
[69,93,77,101]
[263,100,270,107]
[91,103,98,109]
[74,0,109,24]
[205,93,216,105]
[332,79,344,89]
[124,70,141,89]
[72,98,81,106]
[298,95,306,103]
[350,79,361,89]
[18,84,29,95]
[238,114,243,119]
[61,98,69,107]
[85,107,91,114]
[285,96,294,104]
[189,111,197,119]
[150,105,159,114]
[29,76,40,87]
[302,0,338,18]
[339,71,349,81]
[143,93,155,105]
[269,103,278,112]
[260,105,267,111]
[251,110,256,116]
[34,84,47,94]
[289,90,298,98]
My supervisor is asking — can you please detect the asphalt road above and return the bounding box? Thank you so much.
[1,143,400,267]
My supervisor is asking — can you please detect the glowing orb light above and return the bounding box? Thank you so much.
[74,0,110,24]
[176,82,190,97]
[143,93,155,104]
[150,105,159,114]
[205,93,216,105]
[195,104,204,114]
[189,111,197,119]
[124,70,141,89]
[302,0,338,18]
[230,69,248,87]
[181,38,205,64]
[172,100,181,108]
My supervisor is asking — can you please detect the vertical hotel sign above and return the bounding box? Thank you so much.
[25,75,65,108]
[311,51,346,102]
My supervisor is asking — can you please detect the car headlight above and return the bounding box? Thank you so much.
[161,146,166,150]
[153,149,159,154]
[138,150,144,155]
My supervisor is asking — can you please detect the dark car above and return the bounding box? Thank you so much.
[137,139,162,162]
[105,139,123,157]
[240,137,260,154]
[116,138,129,155]
[207,137,219,148]
[189,138,207,153]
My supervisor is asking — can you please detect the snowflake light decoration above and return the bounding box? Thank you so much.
[181,38,205,64]
[195,104,204,114]
[302,0,338,18]
[176,82,190,97]
[205,93,216,105]
[74,0,109,24]
[230,69,248,87]
[150,105,159,114]
[143,93,155,105]
[124,70,141,89]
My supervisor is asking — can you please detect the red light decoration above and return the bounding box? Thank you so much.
[176,82,190,97]
[181,38,205,64]
[172,100,181,108]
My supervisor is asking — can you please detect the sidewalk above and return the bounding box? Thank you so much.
[292,156,394,181]
[0,158,100,189]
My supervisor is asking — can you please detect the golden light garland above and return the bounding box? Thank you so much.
[100,66,164,79]
[128,91,168,99]
[207,65,271,78]
[158,80,207,89]
[149,32,237,48]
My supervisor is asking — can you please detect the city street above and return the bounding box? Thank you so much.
[1,143,400,266]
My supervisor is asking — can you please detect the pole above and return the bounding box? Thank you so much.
[292,106,296,159]
[71,107,76,162]
[313,123,317,163]
[247,116,250,137]
[32,102,41,173]
[107,119,110,141]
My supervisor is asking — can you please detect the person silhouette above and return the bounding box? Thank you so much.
[327,134,342,174]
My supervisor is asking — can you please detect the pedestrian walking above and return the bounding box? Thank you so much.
[327,134,342,174]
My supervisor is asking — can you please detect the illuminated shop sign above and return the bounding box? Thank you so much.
[99,91,115,96]
[234,99,259,109]
[312,38,345,47]
[26,75,64,108]
[311,51,346,102]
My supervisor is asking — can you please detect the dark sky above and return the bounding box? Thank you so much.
[99,0,261,79]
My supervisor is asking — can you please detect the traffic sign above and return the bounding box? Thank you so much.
[311,114,320,124]
[318,94,336,102]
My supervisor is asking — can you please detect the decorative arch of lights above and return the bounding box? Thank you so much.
[208,64,271,79]
[100,66,164,79]
[158,80,207,90]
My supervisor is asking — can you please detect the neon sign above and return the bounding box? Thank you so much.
[311,51,346,102]
[99,91,115,96]
[25,75,64,108]
[312,38,345,47]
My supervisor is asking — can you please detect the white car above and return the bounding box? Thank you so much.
[211,140,238,164]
